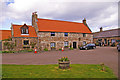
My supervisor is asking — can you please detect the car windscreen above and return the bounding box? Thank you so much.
[86,44,95,46]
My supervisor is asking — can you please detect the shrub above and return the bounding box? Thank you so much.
[18,50,28,53]
[2,51,15,53]
[30,42,36,48]
[58,57,69,62]
[4,42,15,51]
[69,47,74,50]
[2,37,12,41]
[23,46,30,48]
[4,42,9,46]
[64,46,69,48]
[51,47,55,48]
[59,49,62,51]
[95,43,99,46]
[44,48,48,51]
[28,49,34,52]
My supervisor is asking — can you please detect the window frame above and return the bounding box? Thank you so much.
[83,33,86,37]
[51,32,55,36]
[64,32,68,37]
[50,42,55,48]
[64,41,69,47]
[23,40,29,45]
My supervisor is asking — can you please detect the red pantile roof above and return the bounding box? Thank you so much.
[37,18,92,33]
[12,24,37,37]
[0,30,11,40]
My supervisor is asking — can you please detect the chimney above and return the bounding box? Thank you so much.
[100,27,103,32]
[32,12,38,26]
[83,18,86,25]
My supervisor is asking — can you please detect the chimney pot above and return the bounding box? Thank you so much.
[100,27,103,32]
[83,18,86,25]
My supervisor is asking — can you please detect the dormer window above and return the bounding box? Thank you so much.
[21,28,28,34]
[20,24,29,34]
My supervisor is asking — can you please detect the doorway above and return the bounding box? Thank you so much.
[73,42,77,49]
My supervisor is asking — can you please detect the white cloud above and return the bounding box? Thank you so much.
[0,0,118,32]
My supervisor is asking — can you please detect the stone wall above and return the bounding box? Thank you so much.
[38,32,93,50]
[12,37,38,51]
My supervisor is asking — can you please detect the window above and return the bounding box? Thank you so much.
[23,40,29,45]
[20,24,29,34]
[64,33,68,36]
[21,28,28,34]
[83,33,86,37]
[64,41,68,47]
[51,32,55,36]
[26,29,28,33]
[50,42,55,48]
[78,38,81,41]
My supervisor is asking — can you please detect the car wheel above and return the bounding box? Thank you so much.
[85,48,88,50]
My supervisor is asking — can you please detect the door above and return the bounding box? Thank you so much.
[73,42,76,49]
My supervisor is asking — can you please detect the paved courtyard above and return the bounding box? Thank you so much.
[2,47,118,76]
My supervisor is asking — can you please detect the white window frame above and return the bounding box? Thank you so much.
[64,41,68,47]
[50,42,55,48]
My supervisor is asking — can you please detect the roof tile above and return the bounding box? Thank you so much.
[12,24,37,37]
[0,30,11,40]
[37,18,92,33]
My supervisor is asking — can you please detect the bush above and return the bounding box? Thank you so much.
[30,42,36,48]
[44,48,48,51]
[58,57,69,62]
[23,46,30,48]
[4,42,15,50]
[64,46,69,48]
[95,43,99,46]
[28,49,34,52]
[69,47,74,50]
[18,50,28,53]
[2,51,15,53]
[59,49,62,51]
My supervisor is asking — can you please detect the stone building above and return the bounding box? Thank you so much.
[1,12,93,51]
[93,27,120,46]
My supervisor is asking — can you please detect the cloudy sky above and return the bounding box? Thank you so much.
[0,0,119,32]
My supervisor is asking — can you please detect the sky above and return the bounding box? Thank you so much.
[0,0,119,32]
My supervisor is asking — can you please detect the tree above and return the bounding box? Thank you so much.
[4,42,15,51]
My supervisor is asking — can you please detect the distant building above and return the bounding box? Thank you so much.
[1,12,93,51]
[93,27,120,46]
[0,30,11,41]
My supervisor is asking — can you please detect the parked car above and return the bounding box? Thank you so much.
[117,43,120,51]
[79,43,96,50]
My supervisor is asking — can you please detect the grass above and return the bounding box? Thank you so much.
[2,64,117,78]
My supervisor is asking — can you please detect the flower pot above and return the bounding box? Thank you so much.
[58,61,70,69]
[51,48,56,50]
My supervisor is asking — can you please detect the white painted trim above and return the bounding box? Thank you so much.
[21,34,29,35]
